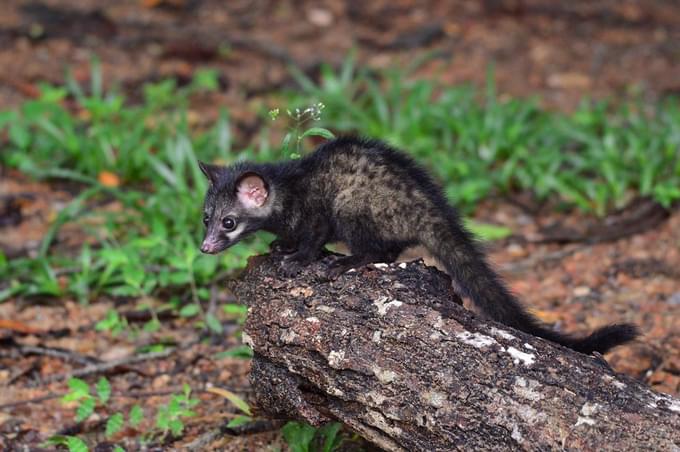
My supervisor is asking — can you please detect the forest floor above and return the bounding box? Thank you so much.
[1,1,679,450]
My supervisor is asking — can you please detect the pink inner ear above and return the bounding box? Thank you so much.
[237,175,268,208]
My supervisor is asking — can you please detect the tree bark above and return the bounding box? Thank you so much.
[230,254,680,451]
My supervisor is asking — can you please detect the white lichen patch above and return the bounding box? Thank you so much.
[373,296,403,316]
[575,402,600,427]
[280,330,298,343]
[654,394,680,413]
[328,387,345,397]
[489,327,517,341]
[289,286,314,297]
[373,263,389,269]
[372,365,397,384]
[241,331,254,347]
[305,316,320,323]
[316,305,335,313]
[511,425,523,443]
[601,374,627,389]
[456,331,498,348]
[612,379,626,389]
[669,399,680,413]
[366,390,387,406]
[280,308,296,319]
[513,377,543,401]
[515,403,545,425]
[575,416,596,427]
[372,330,382,344]
[365,409,403,436]
[398,262,407,269]
[613,380,626,389]
[580,402,600,417]
[421,390,448,408]
[346,268,356,273]
[507,346,536,366]
[523,343,535,350]
[328,350,345,368]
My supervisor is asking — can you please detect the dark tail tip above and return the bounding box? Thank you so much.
[568,323,639,354]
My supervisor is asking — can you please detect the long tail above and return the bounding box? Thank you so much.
[420,218,638,354]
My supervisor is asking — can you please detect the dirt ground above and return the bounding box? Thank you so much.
[1,0,679,450]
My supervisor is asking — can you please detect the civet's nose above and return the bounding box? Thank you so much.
[200,240,218,254]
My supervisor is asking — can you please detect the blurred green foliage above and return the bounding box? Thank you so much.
[287,57,680,214]
[2,56,679,309]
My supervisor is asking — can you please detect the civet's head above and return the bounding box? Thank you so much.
[198,161,272,254]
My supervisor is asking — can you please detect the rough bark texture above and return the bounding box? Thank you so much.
[230,253,680,451]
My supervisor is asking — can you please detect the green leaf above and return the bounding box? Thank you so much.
[96,310,125,333]
[281,421,317,452]
[281,132,294,153]
[66,436,89,452]
[222,303,248,316]
[9,123,30,149]
[205,313,223,334]
[320,422,343,452]
[129,405,144,427]
[179,303,200,317]
[0,110,17,130]
[137,343,168,354]
[226,415,252,428]
[191,69,220,91]
[68,377,90,393]
[169,418,184,437]
[143,318,161,333]
[105,413,124,438]
[300,127,335,140]
[76,397,96,422]
[63,378,90,402]
[46,435,89,452]
[214,345,253,360]
[96,377,111,404]
[113,446,125,452]
[210,387,251,416]
[464,219,513,241]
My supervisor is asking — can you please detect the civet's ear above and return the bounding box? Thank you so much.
[236,173,268,209]
[198,161,223,186]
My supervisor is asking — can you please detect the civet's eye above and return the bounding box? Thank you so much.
[203,214,209,226]
[222,217,237,231]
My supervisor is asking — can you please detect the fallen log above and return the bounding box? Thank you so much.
[230,253,680,451]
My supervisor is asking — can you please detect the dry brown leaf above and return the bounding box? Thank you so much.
[98,171,121,187]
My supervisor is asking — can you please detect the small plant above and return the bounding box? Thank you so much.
[44,435,90,452]
[269,102,335,158]
[281,421,344,452]
[155,383,200,438]
[50,377,145,450]
[205,385,253,427]
[54,380,201,446]
[95,309,129,336]
[286,56,680,215]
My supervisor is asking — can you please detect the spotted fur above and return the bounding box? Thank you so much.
[199,136,638,354]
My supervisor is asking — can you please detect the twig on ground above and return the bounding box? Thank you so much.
[499,244,585,274]
[182,427,224,450]
[0,386,236,411]
[182,419,285,450]
[222,419,285,436]
[0,393,63,410]
[42,348,176,383]
[9,344,100,365]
